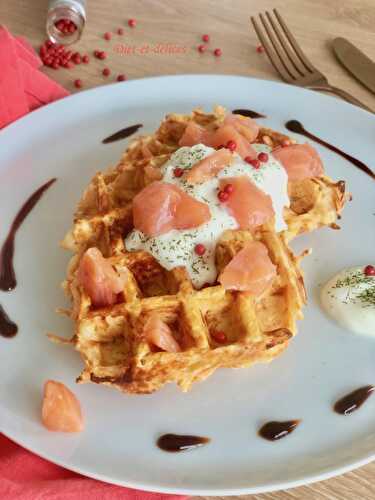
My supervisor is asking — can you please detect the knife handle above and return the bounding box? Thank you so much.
[308,85,374,114]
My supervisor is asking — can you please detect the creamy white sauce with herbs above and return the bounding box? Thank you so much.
[321,267,375,337]
[125,144,289,288]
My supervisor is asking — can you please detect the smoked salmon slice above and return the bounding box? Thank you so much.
[220,176,274,229]
[77,247,125,307]
[186,148,233,183]
[218,241,277,294]
[143,314,181,352]
[224,113,260,143]
[133,181,211,236]
[210,125,257,160]
[42,380,84,433]
[178,119,258,161]
[179,121,213,147]
[272,143,324,181]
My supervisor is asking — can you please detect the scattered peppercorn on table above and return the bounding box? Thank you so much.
[2,0,375,499]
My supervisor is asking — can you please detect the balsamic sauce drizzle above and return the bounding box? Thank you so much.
[258,420,301,441]
[0,304,18,338]
[0,178,57,292]
[334,385,375,415]
[285,120,375,180]
[232,108,266,119]
[102,124,143,144]
[157,433,210,452]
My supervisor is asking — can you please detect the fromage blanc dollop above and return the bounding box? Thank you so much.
[321,266,375,337]
[125,144,290,288]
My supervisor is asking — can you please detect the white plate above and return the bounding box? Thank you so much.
[0,75,374,496]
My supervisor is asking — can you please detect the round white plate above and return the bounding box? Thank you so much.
[0,75,374,495]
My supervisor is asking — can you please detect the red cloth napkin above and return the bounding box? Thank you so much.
[0,434,186,500]
[0,25,69,128]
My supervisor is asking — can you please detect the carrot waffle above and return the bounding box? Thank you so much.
[60,106,347,394]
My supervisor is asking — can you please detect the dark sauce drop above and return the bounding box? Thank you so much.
[0,304,18,338]
[285,120,375,181]
[0,178,57,292]
[157,433,210,452]
[232,108,266,119]
[102,124,143,144]
[258,419,300,441]
[334,385,375,415]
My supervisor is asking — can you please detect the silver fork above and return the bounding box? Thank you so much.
[251,9,373,113]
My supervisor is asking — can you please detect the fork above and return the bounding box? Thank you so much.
[251,9,373,113]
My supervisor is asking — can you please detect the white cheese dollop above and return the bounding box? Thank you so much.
[125,144,289,288]
[321,266,375,337]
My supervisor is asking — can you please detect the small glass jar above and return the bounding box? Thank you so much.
[46,0,86,45]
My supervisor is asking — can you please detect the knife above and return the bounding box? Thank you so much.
[332,37,375,95]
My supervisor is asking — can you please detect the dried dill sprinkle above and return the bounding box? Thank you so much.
[357,288,375,307]
[191,261,200,274]
[333,270,374,289]
[172,146,208,168]
[333,270,375,308]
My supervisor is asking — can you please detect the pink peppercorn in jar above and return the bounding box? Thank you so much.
[46,0,86,45]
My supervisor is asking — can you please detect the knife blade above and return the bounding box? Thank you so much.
[332,37,375,94]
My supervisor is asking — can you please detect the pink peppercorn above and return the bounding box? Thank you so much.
[173,168,184,178]
[194,244,206,256]
[218,190,229,202]
[224,183,234,194]
[245,156,260,169]
[258,152,269,163]
[226,140,236,152]
[212,331,227,343]
[56,20,65,31]
[364,265,375,276]
[72,52,81,64]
